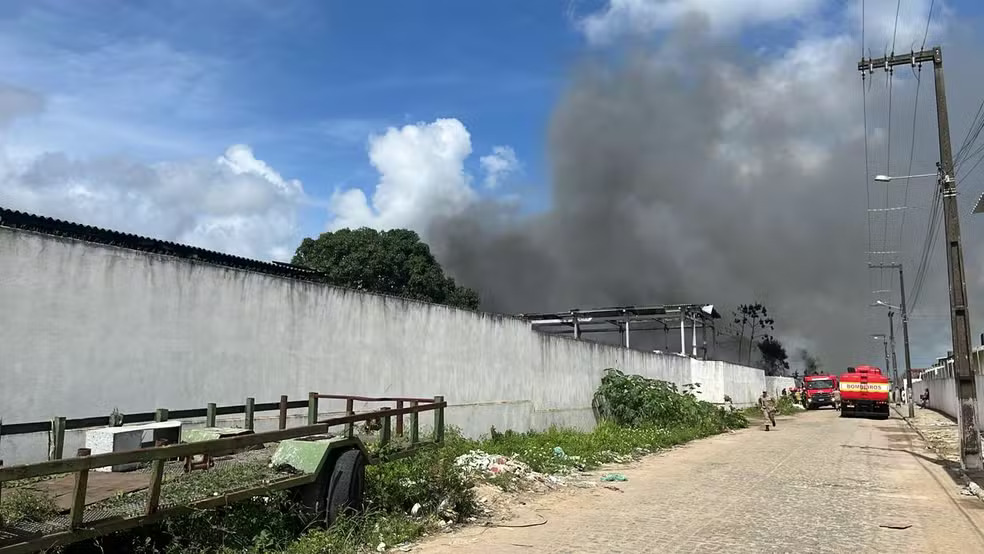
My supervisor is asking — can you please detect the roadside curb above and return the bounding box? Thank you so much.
[894,405,984,503]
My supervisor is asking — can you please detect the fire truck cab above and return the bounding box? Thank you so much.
[801,374,839,410]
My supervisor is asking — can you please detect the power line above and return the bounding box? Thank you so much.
[921,0,935,50]
[898,64,922,260]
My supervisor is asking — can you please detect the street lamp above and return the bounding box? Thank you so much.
[868,264,916,417]
[870,334,890,384]
[874,173,938,182]
[871,303,902,405]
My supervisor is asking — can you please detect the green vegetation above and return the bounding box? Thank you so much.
[292,228,480,310]
[0,486,58,525]
[70,369,753,553]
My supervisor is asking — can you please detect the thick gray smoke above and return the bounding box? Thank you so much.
[431,23,984,371]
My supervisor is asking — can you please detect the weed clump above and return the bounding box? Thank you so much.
[0,487,58,525]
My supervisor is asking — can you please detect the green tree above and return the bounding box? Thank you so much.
[733,303,775,364]
[292,228,480,310]
[758,335,790,377]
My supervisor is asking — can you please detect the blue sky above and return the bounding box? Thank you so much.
[0,0,981,368]
[0,0,600,235]
[1,0,972,251]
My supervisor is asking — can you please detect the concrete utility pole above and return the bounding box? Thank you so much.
[872,263,917,417]
[882,339,890,380]
[860,47,979,468]
[888,310,899,390]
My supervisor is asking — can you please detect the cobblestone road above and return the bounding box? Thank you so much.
[416,410,984,553]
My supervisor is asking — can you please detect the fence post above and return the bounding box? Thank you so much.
[146,440,167,516]
[70,448,91,529]
[380,407,392,448]
[433,396,444,444]
[50,416,66,460]
[244,397,255,431]
[154,408,169,422]
[308,392,319,425]
[345,399,355,438]
[206,403,217,427]
[395,400,404,436]
[278,395,288,430]
[410,401,419,445]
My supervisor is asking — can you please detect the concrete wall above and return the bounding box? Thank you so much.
[1,228,790,464]
[920,360,977,420]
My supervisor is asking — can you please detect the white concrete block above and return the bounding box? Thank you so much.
[85,421,182,472]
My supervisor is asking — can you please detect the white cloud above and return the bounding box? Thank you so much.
[580,0,824,43]
[0,88,305,261]
[480,145,521,189]
[327,118,478,233]
[0,8,235,160]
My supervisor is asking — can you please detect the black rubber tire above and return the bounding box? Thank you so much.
[326,448,367,526]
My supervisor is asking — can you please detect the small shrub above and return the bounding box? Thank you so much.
[0,487,58,525]
[285,511,429,554]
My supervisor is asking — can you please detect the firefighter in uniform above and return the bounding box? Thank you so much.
[758,391,777,430]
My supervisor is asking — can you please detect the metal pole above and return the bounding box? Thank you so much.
[691,316,697,357]
[680,313,686,355]
[572,313,580,340]
[624,320,631,349]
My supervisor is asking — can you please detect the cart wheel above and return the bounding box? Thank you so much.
[326,448,367,526]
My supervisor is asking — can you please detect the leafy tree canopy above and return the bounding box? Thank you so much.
[292,228,480,310]
[758,335,790,377]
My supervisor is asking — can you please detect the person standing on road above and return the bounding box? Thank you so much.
[758,391,777,431]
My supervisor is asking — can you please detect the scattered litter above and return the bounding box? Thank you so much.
[454,450,567,488]
[879,523,912,530]
[553,446,568,459]
[410,502,422,516]
[600,473,628,482]
[396,545,413,552]
[960,481,984,501]
[376,542,386,552]
[603,485,623,493]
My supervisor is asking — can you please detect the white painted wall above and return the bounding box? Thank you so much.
[1,228,791,464]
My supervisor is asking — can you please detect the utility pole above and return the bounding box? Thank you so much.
[881,338,890,379]
[861,47,979,468]
[871,263,915,417]
[888,310,899,390]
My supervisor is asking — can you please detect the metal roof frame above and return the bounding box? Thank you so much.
[518,304,721,357]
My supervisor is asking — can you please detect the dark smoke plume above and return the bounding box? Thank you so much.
[431,21,984,371]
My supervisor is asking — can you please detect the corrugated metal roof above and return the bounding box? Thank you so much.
[0,206,321,281]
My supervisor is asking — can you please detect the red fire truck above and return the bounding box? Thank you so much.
[801,374,839,410]
[838,365,891,419]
